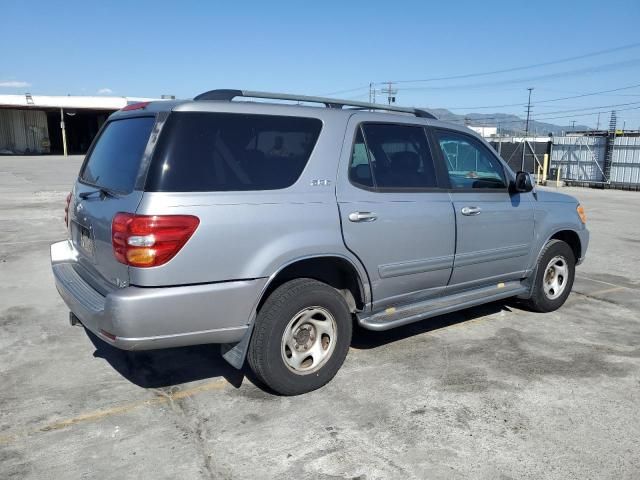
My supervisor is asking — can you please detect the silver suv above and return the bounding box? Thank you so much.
[51,89,589,395]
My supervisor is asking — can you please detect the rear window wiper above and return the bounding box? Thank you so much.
[78,186,118,199]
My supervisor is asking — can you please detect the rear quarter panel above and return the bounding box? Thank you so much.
[130,110,369,291]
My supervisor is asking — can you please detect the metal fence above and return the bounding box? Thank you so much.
[549,136,640,189]
[490,140,550,173]
[550,136,607,184]
[610,137,640,188]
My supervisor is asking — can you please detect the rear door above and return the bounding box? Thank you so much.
[431,128,534,290]
[336,116,455,311]
[69,115,156,290]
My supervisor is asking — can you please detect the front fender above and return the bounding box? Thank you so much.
[526,196,589,273]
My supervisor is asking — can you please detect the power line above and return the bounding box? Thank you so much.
[443,100,640,125]
[317,43,640,99]
[393,57,640,91]
[444,82,640,110]
[318,85,370,96]
[457,105,640,126]
[387,42,640,84]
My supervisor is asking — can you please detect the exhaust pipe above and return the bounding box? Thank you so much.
[69,312,82,327]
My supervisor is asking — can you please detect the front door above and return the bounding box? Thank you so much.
[336,116,455,312]
[431,128,534,290]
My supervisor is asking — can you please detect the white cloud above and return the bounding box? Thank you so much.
[0,81,31,88]
[97,88,113,95]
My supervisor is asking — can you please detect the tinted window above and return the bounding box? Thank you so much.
[354,124,437,189]
[80,116,155,193]
[146,112,322,192]
[435,130,507,189]
[349,128,374,187]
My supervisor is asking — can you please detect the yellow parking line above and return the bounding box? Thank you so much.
[0,379,228,445]
[577,275,631,289]
[586,286,626,296]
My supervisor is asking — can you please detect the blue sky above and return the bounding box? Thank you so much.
[2,0,640,128]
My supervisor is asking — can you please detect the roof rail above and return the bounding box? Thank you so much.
[193,89,437,119]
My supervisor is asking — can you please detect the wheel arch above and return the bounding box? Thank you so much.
[548,229,582,263]
[256,254,370,314]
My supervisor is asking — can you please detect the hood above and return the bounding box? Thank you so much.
[534,189,578,204]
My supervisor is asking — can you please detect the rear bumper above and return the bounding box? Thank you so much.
[51,240,266,350]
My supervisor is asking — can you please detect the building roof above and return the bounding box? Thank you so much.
[0,94,158,111]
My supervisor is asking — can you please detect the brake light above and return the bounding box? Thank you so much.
[121,101,150,111]
[64,192,71,226]
[112,213,199,267]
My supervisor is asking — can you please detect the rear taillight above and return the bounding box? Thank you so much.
[64,192,72,226]
[112,213,199,268]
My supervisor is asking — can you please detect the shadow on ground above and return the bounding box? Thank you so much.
[87,330,246,389]
[87,300,514,389]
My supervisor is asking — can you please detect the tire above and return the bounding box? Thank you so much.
[521,239,576,313]
[247,278,352,396]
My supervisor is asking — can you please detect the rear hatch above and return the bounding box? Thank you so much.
[69,115,156,291]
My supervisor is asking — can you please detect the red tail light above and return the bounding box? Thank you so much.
[64,192,72,226]
[112,213,199,267]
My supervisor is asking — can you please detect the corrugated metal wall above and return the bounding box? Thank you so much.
[550,136,607,183]
[610,137,640,187]
[0,109,50,154]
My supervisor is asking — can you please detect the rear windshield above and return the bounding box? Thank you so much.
[145,112,322,192]
[80,116,155,193]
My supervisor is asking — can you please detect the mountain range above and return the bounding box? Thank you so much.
[425,108,591,136]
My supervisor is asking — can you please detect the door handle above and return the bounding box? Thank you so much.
[461,206,482,216]
[348,211,377,222]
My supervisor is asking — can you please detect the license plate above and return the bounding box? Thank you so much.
[80,226,94,256]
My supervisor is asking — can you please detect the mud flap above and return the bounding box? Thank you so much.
[516,268,537,300]
[220,323,255,369]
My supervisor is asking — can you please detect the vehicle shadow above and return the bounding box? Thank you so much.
[86,330,246,389]
[351,300,513,349]
[86,300,516,390]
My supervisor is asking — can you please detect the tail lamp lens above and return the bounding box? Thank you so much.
[112,213,199,267]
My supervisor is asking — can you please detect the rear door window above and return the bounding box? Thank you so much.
[349,123,438,189]
[80,116,155,193]
[146,112,322,191]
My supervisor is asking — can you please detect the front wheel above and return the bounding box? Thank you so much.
[522,239,576,312]
[247,278,352,395]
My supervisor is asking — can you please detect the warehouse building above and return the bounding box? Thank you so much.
[0,93,158,155]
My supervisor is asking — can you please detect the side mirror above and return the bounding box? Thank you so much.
[511,171,534,193]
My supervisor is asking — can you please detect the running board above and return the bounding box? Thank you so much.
[358,281,527,331]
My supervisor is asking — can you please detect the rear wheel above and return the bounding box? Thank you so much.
[522,239,576,312]
[247,278,352,395]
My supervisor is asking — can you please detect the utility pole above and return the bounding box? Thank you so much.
[369,83,374,104]
[381,81,397,105]
[571,120,576,131]
[521,87,533,171]
[596,113,600,131]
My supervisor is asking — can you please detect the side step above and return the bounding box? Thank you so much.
[358,281,527,331]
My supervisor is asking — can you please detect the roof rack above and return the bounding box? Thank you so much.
[193,89,437,119]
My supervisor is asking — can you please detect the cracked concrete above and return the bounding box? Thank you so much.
[1,156,639,479]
